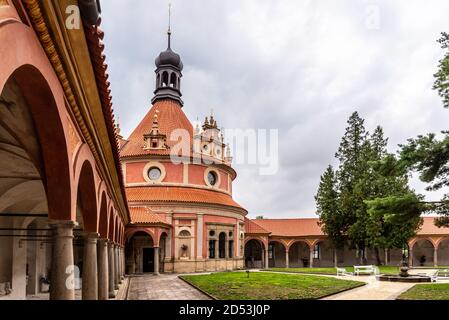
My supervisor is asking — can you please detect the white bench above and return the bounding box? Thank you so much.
[354,265,379,276]
[431,269,449,282]
[337,268,354,277]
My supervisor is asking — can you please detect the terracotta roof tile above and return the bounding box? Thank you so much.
[120,99,193,157]
[83,22,129,220]
[129,207,168,224]
[126,186,246,211]
[245,218,270,234]
[417,217,449,235]
[251,218,324,237]
[252,216,449,238]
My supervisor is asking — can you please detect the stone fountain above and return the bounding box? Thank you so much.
[378,253,431,283]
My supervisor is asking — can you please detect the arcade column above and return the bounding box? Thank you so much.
[97,238,109,300]
[49,220,77,300]
[82,232,99,300]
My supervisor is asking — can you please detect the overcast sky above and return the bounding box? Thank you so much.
[100,0,449,219]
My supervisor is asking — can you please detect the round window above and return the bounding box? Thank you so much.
[148,167,162,181]
[229,231,233,237]
[203,144,209,151]
[209,230,215,237]
[208,171,218,186]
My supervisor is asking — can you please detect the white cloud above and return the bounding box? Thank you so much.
[101,0,449,219]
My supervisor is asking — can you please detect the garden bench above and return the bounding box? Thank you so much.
[431,269,449,282]
[337,267,354,276]
[354,265,379,276]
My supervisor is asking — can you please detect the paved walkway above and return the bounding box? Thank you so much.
[126,274,210,300]
[323,269,438,300]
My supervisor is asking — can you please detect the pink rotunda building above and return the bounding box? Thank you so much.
[119,29,247,274]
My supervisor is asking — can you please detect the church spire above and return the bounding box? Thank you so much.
[167,2,172,49]
[152,3,184,106]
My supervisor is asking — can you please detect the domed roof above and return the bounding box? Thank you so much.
[155,48,183,71]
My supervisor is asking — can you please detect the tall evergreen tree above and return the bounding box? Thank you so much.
[316,113,420,265]
[315,166,345,249]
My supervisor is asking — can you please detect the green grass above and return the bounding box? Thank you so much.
[181,271,364,300]
[267,266,400,275]
[397,283,449,300]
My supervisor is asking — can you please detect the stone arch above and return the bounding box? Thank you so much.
[125,228,155,243]
[244,238,265,269]
[114,214,119,243]
[156,73,161,89]
[0,65,72,221]
[412,238,435,267]
[162,71,169,87]
[288,240,311,268]
[310,239,335,267]
[170,72,177,88]
[0,22,74,221]
[75,160,98,233]
[98,191,108,239]
[108,208,115,242]
[437,238,449,266]
[218,231,227,259]
[159,231,169,271]
[244,236,267,247]
[268,240,287,268]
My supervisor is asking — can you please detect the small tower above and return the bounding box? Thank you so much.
[195,111,226,161]
[152,5,184,106]
[143,112,168,150]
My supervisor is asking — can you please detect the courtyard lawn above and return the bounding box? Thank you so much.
[267,266,400,275]
[181,272,364,300]
[397,283,449,300]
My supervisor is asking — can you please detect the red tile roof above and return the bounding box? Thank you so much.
[129,207,168,225]
[417,217,449,235]
[253,218,324,237]
[126,186,246,211]
[83,22,129,220]
[250,216,449,238]
[245,218,270,234]
[120,99,193,157]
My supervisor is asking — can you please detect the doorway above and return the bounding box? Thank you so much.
[142,248,154,273]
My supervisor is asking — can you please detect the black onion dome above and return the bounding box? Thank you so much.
[155,48,183,71]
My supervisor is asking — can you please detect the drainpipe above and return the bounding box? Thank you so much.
[79,0,102,26]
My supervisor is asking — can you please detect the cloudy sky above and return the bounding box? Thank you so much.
[100,0,449,219]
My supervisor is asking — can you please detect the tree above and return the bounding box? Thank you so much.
[433,32,449,109]
[367,32,449,228]
[315,166,345,249]
[316,113,420,265]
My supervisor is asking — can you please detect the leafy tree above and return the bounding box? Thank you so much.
[433,32,449,108]
[367,32,449,228]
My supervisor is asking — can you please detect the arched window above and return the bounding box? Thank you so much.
[229,240,234,258]
[219,232,226,259]
[162,71,169,87]
[209,240,216,259]
[170,73,177,88]
[156,73,161,89]
[179,230,191,237]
